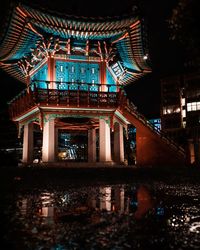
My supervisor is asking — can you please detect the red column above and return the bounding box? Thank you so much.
[47,56,55,89]
[100,61,107,91]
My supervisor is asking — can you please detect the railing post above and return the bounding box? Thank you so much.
[46,81,49,104]
[87,86,90,107]
[97,84,100,108]
[33,81,38,104]
[77,84,80,107]
[56,82,60,105]
[68,87,70,107]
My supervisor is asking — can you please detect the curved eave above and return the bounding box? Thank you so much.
[0,63,26,83]
[0,6,40,61]
[120,71,147,86]
[21,3,137,41]
[116,20,151,74]
[0,3,137,60]
[33,22,126,40]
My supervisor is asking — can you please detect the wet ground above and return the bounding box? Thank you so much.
[1,166,200,249]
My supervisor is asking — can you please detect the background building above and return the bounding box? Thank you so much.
[161,72,200,164]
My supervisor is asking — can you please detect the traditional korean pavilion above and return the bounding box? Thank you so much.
[0,3,186,166]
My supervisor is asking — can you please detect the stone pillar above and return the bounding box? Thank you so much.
[42,118,55,162]
[88,128,96,162]
[114,122,124,163]
[22,122,34,163]
[99,118,111,162]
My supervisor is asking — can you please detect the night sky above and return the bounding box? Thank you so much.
[0,0,182,118]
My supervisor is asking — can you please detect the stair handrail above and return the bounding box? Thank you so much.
[125,98,186,156]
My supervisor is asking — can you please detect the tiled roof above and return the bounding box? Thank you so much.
[0,3,151,84]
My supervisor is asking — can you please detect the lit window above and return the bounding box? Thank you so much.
[60,77,63,83]
[60,65,63,72]
[187,103,192,111]
[163,105,181,114]
[71,66,75,73]
[182,109,186,118]
[71,78,74,83]
[181,98,185,106]
[167,109,171,114]
[92,68,95,74]
[197,102,200,110]
[191,103,196,111]
[187,102,200,111]
[92,79,95,84]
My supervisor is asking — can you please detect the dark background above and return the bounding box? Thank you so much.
[0,0,182,118]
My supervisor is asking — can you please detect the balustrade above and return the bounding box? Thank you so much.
[8,81,121,119]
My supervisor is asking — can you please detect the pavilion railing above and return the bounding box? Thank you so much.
[8,81,122,119]
[8,81,186,157]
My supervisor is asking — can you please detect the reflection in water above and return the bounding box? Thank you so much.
[99,187,112,211]
[190,222,200,233]
[3,182,200,249]
[134,185,155,220]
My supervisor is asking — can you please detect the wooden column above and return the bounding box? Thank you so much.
[99,118,111,162]
[42,117,55,162]
[100,61,107,91]
[47,56,55,89]
[22,122,34,163]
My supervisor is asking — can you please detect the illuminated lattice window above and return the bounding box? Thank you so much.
[80,83,88,91]
[59,83,67,90]
[56,61,99,89]
[111,62,124,77]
